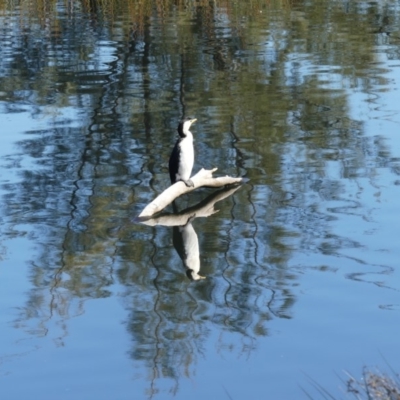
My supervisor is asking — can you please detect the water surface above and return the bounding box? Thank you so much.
[0,1,400,399]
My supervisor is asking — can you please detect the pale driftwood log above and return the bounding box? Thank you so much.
[138,168,244,218]
[139,185,242,226]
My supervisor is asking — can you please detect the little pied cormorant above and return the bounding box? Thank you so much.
[169,117,197,187]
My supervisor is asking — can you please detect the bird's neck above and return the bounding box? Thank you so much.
[182,130,193,139]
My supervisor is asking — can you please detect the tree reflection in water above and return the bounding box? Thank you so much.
[132,184,295,393]
[1,0,399,398]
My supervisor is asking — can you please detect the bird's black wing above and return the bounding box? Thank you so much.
[168,139,182,184]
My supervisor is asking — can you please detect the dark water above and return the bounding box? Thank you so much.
[1,1,400,399]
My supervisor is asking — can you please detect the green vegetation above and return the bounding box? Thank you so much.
[304,367,400,400]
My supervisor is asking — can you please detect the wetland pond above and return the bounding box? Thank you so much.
[0,1,400,399]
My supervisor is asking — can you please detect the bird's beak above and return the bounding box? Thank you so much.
[191,118,197,124]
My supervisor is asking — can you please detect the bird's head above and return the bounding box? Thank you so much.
[186,268,206,281]
[178,117,197,137]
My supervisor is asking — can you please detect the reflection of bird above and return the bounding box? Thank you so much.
[173,215,205,281]
[169,118,197,187]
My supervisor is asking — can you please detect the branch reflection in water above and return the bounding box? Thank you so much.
[138,184,242,280]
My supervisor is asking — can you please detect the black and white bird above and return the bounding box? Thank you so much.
[169,117,197,187]
[173,215,205,281]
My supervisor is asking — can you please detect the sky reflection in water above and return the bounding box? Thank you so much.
[0,1,400,399]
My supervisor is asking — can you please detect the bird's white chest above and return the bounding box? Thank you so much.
[178,136,194,178]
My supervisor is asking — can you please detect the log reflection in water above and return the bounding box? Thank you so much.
[138,185,243,279]
[138,168,245,218]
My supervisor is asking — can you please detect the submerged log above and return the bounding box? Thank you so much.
[138,168,244,218]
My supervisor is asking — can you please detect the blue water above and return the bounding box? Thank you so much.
[1,1,400,399]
